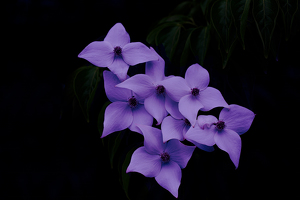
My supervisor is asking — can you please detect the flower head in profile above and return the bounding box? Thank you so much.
[162,63,229,127]
[184,104,255,168]
[78,23,158,81]
[126,125,195,198]
[101,70,153,138]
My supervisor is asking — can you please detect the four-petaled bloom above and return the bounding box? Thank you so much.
[184,104,255,169]
[162,63,229,127]
[101,70,153,138]
[115,47,169,125]
[78,23,158,81]
[126,125,195,198]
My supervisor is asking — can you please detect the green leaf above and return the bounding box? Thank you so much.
[252,0,279,58]
[73,65,102,122]
[146,22,178,46]
[279,0,299,41]
[180,28,195,67]
[231,0,251,50]
[190,26,211,66]
[108,131,123,169]
[211,0,237,68]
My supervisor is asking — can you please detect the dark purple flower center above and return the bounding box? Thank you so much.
[214,120,226,130]
[128,96,138,108]
[184,118,191,127]
[114,46,122,56]
[160,152,170,163]
[191,88,200,96]
[156,85,165,95]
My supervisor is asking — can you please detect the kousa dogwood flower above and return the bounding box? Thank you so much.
[78,23,158,81]
[126,125,195,198]
[101,70,153,138]
[162,63,229,127]
[161,98,214,152]
[115,47,169,125]
[184,104,255,168]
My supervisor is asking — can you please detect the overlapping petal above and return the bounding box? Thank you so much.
[161,116,185,142]
[165,139,195,168]
[197,115,218,129]
[214,129,241,169]
[155,161,182,198]
[179,95,204,127]
[116,74,154,99]
[219,104,255,135]
[198,87,229,111]
[185,125,216,146]
[144,93,168,125]
[108,56,130,81]
[161,77,190,102]
[103,70,131,102]
[78,41,115,67]
[104,23,130,47]
[122,42,158,66]
[137,125,166,155]
[129,105,153,134]
[185,63,210,90]
[126,147,161,177]
[145,47,165,82]
[101,102,133,138]
[165,95,183,120]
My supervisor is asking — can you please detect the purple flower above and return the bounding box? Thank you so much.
[184,104,255,168]
[115,47,168,125]
[161,99,215,152]
[126,125,195,198]
[78,23,158,81]
[101,70,153,138]
[162,63,229,126]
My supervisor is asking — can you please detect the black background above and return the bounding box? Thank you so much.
[1,0,299,199]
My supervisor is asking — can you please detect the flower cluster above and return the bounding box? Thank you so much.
[78,23,255,198]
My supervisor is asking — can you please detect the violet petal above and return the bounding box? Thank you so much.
[107,56,129,81]
[185,125,216,146]
[185,63,210,90]
[179,94,204,127]
[214,129,241,169]
[161,116,185,142]
[126,147,161,177]
[165,95,184,120]
[129,104,153,134]
[122,42,158,66]
[198,87,229,111]
[78,41,114,67]
[219,104,255,135]
[161,76,190,102]
[101,102,133,138]
[155,161,181,198]
[144,93,168,125]
[145,47,165,82]
[104,23,130,48]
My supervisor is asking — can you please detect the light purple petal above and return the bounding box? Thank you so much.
[179,94,204,127]
[219,104,255,135]
[155,161,181,198]
[103,70,131,102]
[122,42,159,66]
[165,95,184,120]
[101,102,132,138]
[137,125,166,155]
[116,74,154,99]
[184,125,216,146]
[126,146,161,177]
[185,63,210,90]
[144,93,168,125]
[161,116,185,142]
[161,76,190,102]
[129,105,153,134]
[197,115,218,129]
[166,139,195,168]
[198,87,229,111]
[145,47,165,82]
[104,23,130,47]
[78,41,114,67]
[214,129,241,169]
[107,56,130,81]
